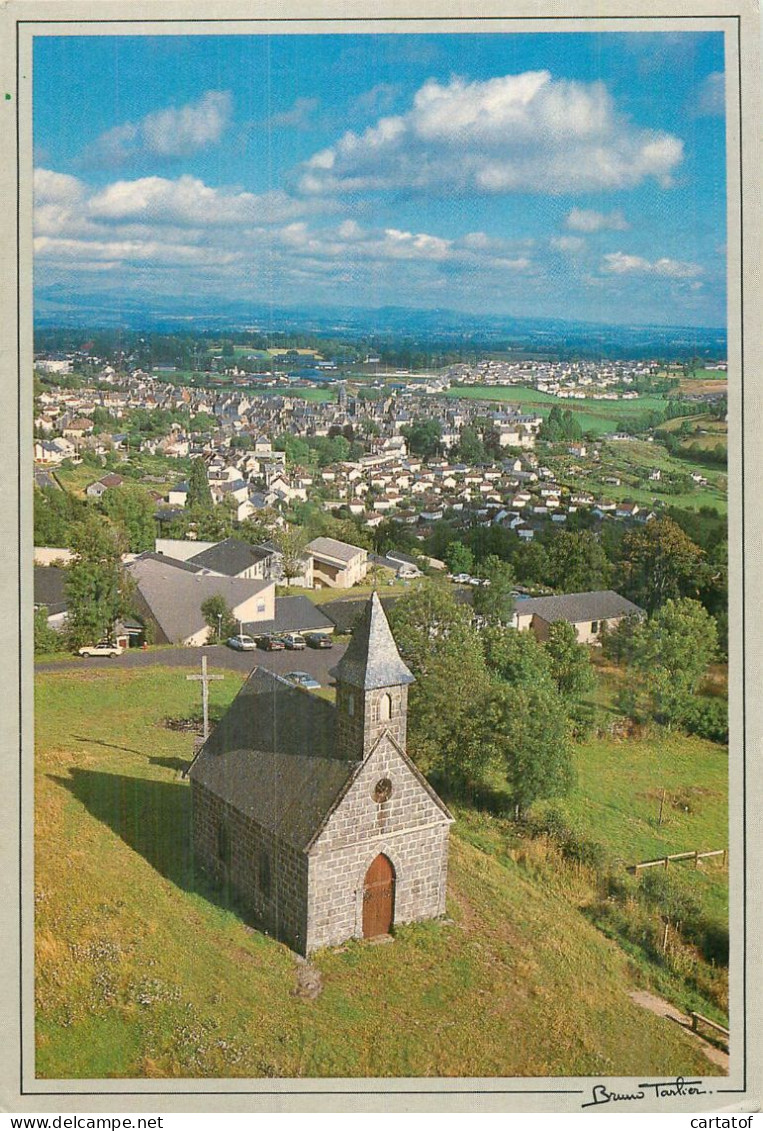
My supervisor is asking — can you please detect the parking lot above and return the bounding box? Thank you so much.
[37,638,348,687]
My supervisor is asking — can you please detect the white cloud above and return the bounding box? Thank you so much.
[551,235,586,253]
[34,168,86,206]
[695,72,725,117]
[565,207,629,232]
[33,165,534,293]
[551,234,587,254]
[602,251,703,278]
[84,91,233,165]
[266,97,319,130]
[299,71,684,196]
[86,175,333,227]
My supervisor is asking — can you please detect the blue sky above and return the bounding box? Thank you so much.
[33,32,727,327]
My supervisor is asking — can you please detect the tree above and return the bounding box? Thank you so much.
[34,486,89,547]
[101,485,157,553]
[471,682,575,818]
[483,624,555,689]
[544,621,595,700]
[513,540,550,587]
[34,607,60,655]
[64,514,132,649]
[272,523,309,585]
[186,458,213,511]
[388,580,490,778]
[238,511,280,546]
[201,595,237,643]
[472,555,515,625]
[544,620,596,736]
[455,426,486,464]
[618,517,704,613]
[630,598,719,726]
[400,419,442,458]
[445,541,474,577]
[187,501,234,542]
[545,531,611,594]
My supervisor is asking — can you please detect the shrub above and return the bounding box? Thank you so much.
[680,697,728,744]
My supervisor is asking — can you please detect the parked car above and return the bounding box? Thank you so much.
[285,671,321,691]
[226,634,258,652]
[282,633,307,650]
[259,634,286,651]
[306,633,333,649]
[78,640,124,658]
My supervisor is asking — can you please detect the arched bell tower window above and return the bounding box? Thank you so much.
[379,692,392,721]
[347,692,355,717]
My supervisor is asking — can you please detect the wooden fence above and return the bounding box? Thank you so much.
[690,1012,730,1045]
[628,849,727,875]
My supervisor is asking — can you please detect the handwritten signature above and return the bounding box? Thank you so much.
[582,1077,710,1108]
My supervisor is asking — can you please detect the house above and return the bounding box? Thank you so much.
[85,473,124,499]
[186,537,280,581]
[189,592,453,955]
[514,590,644,643]
[307,536,369,589]
[34,564,69,630]
[127,554,276,645]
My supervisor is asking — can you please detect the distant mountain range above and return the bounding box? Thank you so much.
[34,285,727,361]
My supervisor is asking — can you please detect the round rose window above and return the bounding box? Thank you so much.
[373,778,393,803]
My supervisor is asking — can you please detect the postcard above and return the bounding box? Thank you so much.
[1,0,760,1115]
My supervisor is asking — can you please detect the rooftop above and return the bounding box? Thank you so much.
[330,591,415,691]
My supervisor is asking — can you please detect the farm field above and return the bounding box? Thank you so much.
[550,437,728,514]
[34,665,727,1079]
[443,385,671,435]
[53,462,184,498]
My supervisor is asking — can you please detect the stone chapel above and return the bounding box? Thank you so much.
[189,591,453,955]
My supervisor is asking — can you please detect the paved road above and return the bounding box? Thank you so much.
[37,641,348,686]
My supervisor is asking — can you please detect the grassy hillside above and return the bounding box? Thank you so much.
[34,666,726,1079]
[443,386,671,436]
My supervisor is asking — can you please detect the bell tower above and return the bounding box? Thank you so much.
[330,591,415,762]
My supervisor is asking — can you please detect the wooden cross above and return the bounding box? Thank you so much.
[186,654,224,742]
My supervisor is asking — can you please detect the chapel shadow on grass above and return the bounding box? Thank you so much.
[48,768,259,928]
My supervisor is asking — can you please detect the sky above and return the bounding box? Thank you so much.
[33,31,727,328]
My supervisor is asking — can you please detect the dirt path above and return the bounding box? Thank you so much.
[629,990,729,1071]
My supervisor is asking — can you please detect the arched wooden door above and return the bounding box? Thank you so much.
[362,854,395,938]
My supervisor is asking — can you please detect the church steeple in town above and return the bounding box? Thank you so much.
[330,591,415,761]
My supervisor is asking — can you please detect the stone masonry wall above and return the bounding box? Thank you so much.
[306,737,451,952]
[335,684,409,761]
[191,779,309,953]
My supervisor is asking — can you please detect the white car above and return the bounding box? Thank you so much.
[226,634,258,651]
[78,641,124,658]
[282,633,307,650]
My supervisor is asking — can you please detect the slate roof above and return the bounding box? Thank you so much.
[307,536,365,565]
[187,537,274,577]
[240,596,334,637]
[330,591,414,690]
[127,555,272,643]
[34,565,67,615]
[189,667,355,851]
[132,551,205,575]
[318,594,401,635]
[514,590,644,624]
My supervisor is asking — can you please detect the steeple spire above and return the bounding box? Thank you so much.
[331,592,414,760]
[330,591,415,691]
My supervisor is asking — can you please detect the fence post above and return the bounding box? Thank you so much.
[694,850,699,869]
[664,856,669,870]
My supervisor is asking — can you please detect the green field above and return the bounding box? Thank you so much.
[34,665,728,1079]
[444,385,670,436]
[546,436,727,514]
